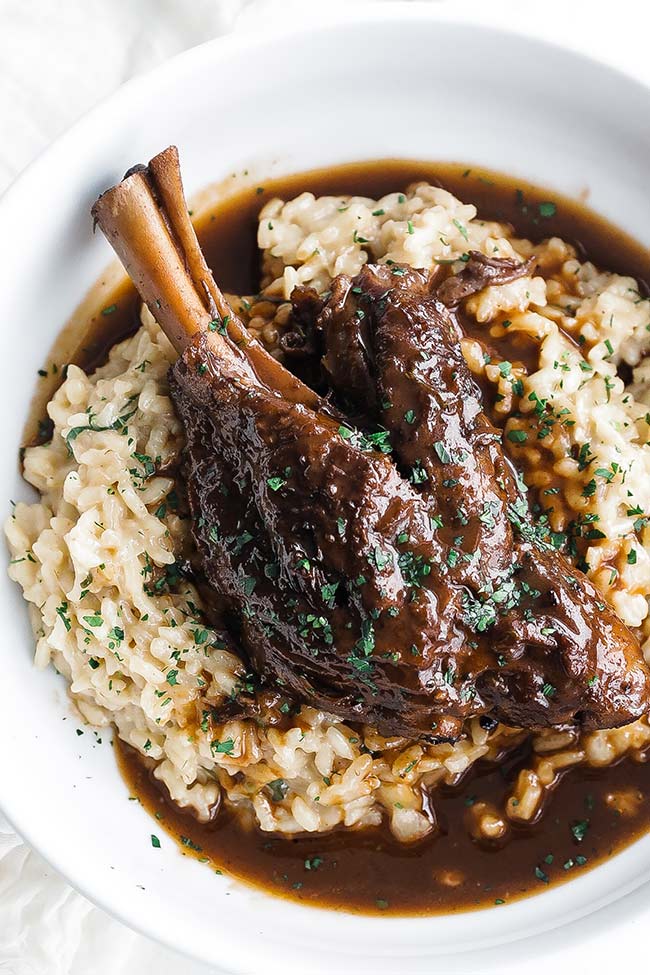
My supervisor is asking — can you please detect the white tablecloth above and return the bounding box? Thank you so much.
[1,1,650,972]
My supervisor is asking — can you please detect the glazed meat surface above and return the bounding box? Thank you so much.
[169,258,650,739]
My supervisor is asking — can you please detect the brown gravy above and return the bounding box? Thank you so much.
[117,737,650,915]
[32,158,650,383]
[194,160,650,296]
[40,159,650,913]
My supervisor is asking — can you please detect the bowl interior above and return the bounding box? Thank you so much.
[1,11,650,973]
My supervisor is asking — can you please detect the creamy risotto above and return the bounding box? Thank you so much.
[7,180,650,843]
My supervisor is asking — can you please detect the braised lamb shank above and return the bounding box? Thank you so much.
[92,147,650,740]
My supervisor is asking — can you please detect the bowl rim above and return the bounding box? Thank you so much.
[3,4,650,970]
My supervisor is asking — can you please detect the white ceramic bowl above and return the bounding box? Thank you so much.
[2,6,650,972]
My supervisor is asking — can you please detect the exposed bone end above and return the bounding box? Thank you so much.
[92,146,326,410]
[92,153,210,354]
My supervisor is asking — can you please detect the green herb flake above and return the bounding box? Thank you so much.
[320,581,339,607]
[507,429,527,443]
[267,475,287,492]
[82,614,103,628]
[267,778,289,802]
[180,836,203,852]
[571,819,590,843]
[433,442,452,464]
[211,738,235,755]
[538,201,557,218]
[56,602,72,632]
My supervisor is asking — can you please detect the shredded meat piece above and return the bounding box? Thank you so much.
[436,250,536,306]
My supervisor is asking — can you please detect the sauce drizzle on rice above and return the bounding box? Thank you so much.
[8,160,650,913]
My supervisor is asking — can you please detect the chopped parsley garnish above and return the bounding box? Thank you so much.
[304,856,323,871]
[453,218,469,241]
[267,779,289,802]
[410,461,428,484]
[582,479,597,498]
[538,201,557,218]
[211,738,235,755]
[507,429,527,443]
[367,547,393,572]
[56,602,72,632]
[180,836,203,852]
[398,550,432,587]
[338,424,392,455]
[462,592,497,633]
[267,475,286,492]
[209,314,230,335]
[320,582,339,607]
[571,819,590,843]
[433,442,452,464]
[82,614,103,628]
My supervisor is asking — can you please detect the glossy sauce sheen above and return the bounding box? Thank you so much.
[41,160,650,382]
[118,738,650,914]
[56,160,650,913]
